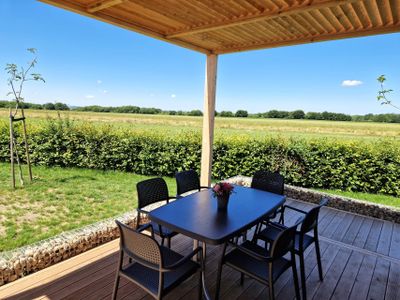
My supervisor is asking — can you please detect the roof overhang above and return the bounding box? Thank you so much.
[39,0,400,54]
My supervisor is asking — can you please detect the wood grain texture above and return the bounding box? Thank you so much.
[39,0,400,54]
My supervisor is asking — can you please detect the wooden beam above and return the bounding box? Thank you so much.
[87,0,123,13]
[213,23,400,54]
[200,54,218,187]
[38,0,211,54]
[167,0,359,38]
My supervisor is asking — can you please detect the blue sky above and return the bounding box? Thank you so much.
[1,0,399,114]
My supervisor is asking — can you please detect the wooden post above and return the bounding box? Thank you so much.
[21,108,33,182]
[200,54,218,187]
[9,109,15,189]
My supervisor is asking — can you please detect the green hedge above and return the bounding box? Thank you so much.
[1,118,399,196]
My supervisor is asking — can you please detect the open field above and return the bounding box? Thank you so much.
[0,163,177,252]
[1,108,400,142]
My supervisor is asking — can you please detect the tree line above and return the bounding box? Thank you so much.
[1,100,400,123]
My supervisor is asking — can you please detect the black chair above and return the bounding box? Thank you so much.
[175,170,209,197]
[251,170,285,195]
[112,221,204,300]
[256,198,329,300]
[247,170,285,240]
[216,223,301,300]
[136,177,178,248]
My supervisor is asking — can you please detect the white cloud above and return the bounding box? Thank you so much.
[85,95,95,99]
[341,80,363,87]
[102,90,108,94]
[171,94,176,98]
[97,80,102,84]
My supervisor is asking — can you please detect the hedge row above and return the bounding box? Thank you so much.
[1,119,399,196]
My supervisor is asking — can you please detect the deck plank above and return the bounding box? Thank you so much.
[386,261,400,300]
[366,257,390,300]
[348,255,377,300]
[389,223,400,260]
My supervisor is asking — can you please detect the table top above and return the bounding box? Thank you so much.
[149,185,285,245]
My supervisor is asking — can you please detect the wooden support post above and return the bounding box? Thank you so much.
[9,109,15,189]
[200,54,218,187]
[21,108,33,182]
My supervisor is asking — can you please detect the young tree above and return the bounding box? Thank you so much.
[377,75,400,111]
[5,48,45,188]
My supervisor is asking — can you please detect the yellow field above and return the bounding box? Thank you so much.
[1,108,399,141]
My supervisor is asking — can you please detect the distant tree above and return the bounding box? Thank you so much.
[235,110,248,117]
[188,109,203,116]
[43,102,55,110]
[220,111,234,117]
[289,110,305,119]
[169,110,177,115]
[266,110,289,118]
[54,102,69,111]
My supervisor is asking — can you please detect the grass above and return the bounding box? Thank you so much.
[1,108,400,142]
[0,163,177,252]
[315,188,400,208]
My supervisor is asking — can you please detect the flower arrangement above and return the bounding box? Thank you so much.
[212,181,235,198]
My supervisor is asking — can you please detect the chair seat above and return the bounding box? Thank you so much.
[148,221,178,238]
[121,246,199,295]
[224,241,291,283]
[258,222,314,251]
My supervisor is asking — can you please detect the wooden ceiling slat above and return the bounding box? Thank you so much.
[251,20,284,39]
[120,1,186,30]
[297,12,328,35]
[320,7,346,32]
[341,3,364,30]
[352,1,373,28]
[364,0,384,26]
[332,5,354,31]
[377,0,394,24]
[389,0,400,23]
[268,18,299,38]
[284,15,313,35]
[186,0,232,20]
[258,19,292,39]
[87,0,122,13]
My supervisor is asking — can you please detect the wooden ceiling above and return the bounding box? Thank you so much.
[39,0,400,54]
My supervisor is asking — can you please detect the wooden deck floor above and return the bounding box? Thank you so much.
[1,199,400,300]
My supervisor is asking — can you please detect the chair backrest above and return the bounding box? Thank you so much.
[251,170,284,195]
[116,220,162,266]
[270,222,298,259]
[137,177,170,209]
[300,198,329,234]
[175,170,200,195]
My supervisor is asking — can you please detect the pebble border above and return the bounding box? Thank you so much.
[228,175,400,223]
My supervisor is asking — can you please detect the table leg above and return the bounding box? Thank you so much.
[193,240,199,261]
[215,242,228,300]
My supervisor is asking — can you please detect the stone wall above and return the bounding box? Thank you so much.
[0,211,138,286]
[228,175,400,223]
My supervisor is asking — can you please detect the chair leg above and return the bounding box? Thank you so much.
[315,239,324,281]
[240,273,244,285]
[167,237,171,248]
[291,254,301,300]
[268,274,275,300]
[299,253,307,300]
[161,237,165,246]
[215,264,223,300]
[112,274,120,300]
[197,271,202,300]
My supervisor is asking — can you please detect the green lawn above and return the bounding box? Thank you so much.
[0,163,176,252]
[315,189,400,208]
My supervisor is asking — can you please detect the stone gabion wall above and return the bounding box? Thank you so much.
[227,175,400,223]
[0,211,138,286]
